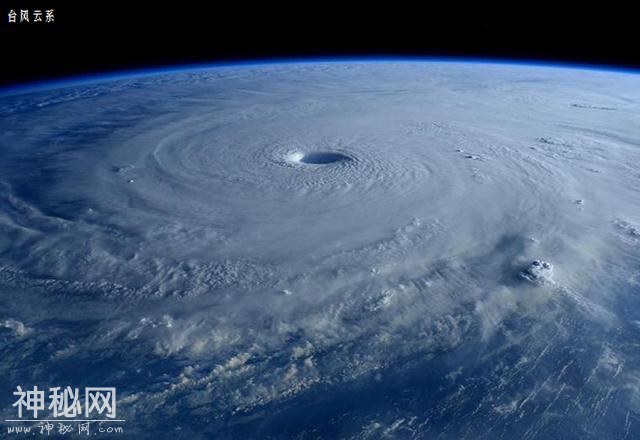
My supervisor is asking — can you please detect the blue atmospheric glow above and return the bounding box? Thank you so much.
[1,56,639,97]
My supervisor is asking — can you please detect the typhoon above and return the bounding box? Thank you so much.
[1,61,640,439]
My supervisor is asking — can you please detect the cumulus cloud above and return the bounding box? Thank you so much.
[1,62,639,437]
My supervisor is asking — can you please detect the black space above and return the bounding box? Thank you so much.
[1,3,638,88]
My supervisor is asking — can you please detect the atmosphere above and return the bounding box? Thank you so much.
[1,6,638,439]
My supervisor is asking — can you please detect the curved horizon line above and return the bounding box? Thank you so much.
[2,55,639,96]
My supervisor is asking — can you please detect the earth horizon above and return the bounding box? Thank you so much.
[1,60,639,439]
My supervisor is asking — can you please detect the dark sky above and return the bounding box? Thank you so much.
[1,2,638,88]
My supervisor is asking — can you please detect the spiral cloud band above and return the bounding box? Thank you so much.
[1,62,639,438]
